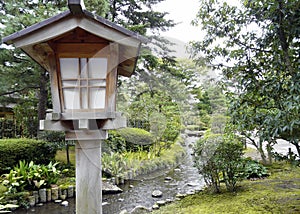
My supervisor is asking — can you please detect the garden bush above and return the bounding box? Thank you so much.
[105,128,155,152]
[193,132,244,192]
[0,139,58,174]
[38,131,66,149]
[117,127,155,145]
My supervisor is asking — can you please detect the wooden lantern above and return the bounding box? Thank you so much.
[3,1,147,139]
[3,1,147,213]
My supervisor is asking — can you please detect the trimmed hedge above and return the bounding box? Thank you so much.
[116,128,155,145]
[0,138,57,174]
[105,128,155,153]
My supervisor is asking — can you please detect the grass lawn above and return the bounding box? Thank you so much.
[153,163,300,214]
[55,146,76,165]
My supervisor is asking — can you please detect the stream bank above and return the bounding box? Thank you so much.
[13,136,204,214]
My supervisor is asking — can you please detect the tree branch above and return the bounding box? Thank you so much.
[0,86,39,96]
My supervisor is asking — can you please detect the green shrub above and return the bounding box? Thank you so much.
[105,128,155,153]
[193,133,244,193]
[104,130,127,153]
[186,125,200,131]
[0,139,58,174]
[239,158,269,179]
[117,128,155,145]
[38,131,66,149]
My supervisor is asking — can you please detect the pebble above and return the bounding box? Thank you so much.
[187,182,198,187]
[187,190,195,195]
[61,201,69,206]
[119,209,128,214]
[152,204,159,210]
[152,190,163,198]
[166,198,173,203]
[156,200,166,206]
[175,193,186,198]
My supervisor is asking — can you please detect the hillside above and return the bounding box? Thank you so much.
[164,36,190,59]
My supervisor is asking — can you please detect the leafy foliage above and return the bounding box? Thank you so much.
[117,127,155,145]
[239,158,269,179]
[104,130,127,153]
[38,131,66,149]
[0,118,21,139]
[127,90,181,143]
[0,196,19,213]
[0,139,57,174]
[102,142,185,181]
[105,128,155,154]
[193,132,244,192]
[191,0,300,159]
[0,1,68,125]
[1,160,61,193]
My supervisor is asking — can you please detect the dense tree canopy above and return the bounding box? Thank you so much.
[0,0,68,126]
[0,0,176,137]
[191,0,300,157]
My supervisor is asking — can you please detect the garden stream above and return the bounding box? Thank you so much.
[14,136,204,214]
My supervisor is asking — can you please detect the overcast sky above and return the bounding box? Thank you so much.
[156,0,204,43]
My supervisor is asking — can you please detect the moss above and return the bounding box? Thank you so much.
[153,164,300,214]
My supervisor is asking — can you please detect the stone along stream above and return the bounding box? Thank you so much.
[13,136,204,214]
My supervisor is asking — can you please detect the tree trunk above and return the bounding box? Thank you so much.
[246,135,268,164]
[37,70,48,135]
[66,143,70,165]
[266,142,273,165]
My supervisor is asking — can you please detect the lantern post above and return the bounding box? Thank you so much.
[3,1,146,213]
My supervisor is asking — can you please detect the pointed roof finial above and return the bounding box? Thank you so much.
[68,0,86,15]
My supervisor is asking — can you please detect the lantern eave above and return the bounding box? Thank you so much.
[2,9,147,77]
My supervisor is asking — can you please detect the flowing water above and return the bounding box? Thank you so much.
[13,136,204,214]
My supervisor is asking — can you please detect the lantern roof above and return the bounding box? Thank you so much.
[2,4,147,77]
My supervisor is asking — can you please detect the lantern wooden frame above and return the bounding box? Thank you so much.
[3,5,147,138]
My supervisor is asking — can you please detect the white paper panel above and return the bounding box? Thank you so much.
[89,58,107,79]
[89,88,106,109]
[80,58,88,78]
[63,88,80,109]
[60,58,78,79]
[62,80,78,87]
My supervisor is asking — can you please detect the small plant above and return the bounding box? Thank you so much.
[239,158,269,179]
[101,153,125,178]
[272,150,299,167]
[1,161,61,193]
